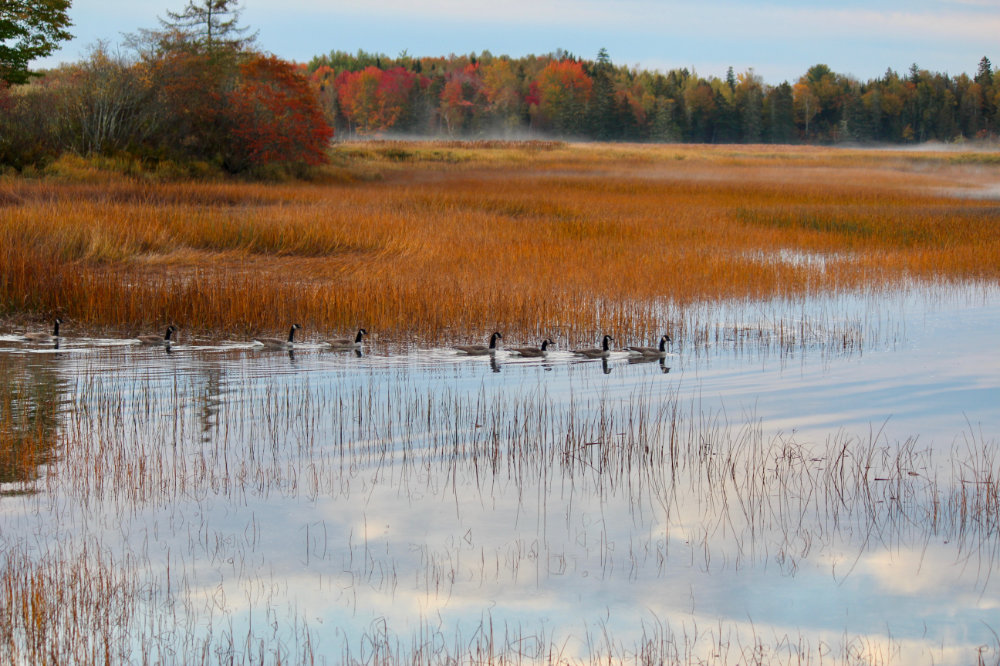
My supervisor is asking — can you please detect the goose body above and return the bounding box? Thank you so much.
[626,334,672,358]
[572,335,614,359]
[23,318,62,342]
[509,338,554,358]
[138,325,177,346]
[327,328,368,349]
[455,331,503,355]
[256,324,301,350]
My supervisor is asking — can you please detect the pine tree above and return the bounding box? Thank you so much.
[160,0,255,53]
[974,56,995,134]
[588,48,617,139]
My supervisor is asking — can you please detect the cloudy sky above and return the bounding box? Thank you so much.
[38,0,1000,83]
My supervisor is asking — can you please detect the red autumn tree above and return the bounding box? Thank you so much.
[227,54,333,171]
[335,65,419,134]
[376,66,419,129]
[439,63,483,134]
[335,66,381,133]
[532,60,592,134]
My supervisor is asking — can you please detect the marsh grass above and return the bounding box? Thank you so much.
[2,143,998,343]
[2,142,1000,664]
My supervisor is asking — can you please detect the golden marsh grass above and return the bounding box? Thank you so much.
[1,143,997,344]
[3,142,1000,664]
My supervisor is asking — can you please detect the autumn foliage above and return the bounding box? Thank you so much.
[335,66,423,134]
[304,50,999,144]
[533,60,592,133]
[147,46,334,171]
[0,36,333,174]
[228,55,333,170]
[150,45,229,160]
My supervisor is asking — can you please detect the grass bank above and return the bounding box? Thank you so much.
[2,142,998,343]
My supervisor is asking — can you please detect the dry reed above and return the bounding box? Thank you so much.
[1,143,997,344]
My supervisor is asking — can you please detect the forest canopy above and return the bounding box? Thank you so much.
[306,49,998,144]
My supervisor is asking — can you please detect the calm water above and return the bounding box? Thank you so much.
[1,285,998,664]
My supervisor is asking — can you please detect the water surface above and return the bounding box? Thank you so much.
[1,286,998,664]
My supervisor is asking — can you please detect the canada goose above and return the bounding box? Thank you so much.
[138,325,177,346]
[327,328,368,349]
[256,324,301,350]
[22,318,63,342]
[509,338,554,358]
[627,355,671,373]
[626,334,672,358]
[572,335,614,358]
[455,331,503,355]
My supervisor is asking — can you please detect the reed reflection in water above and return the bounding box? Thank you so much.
[0,289,998,664]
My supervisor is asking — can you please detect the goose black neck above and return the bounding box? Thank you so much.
[53,320,60,336]
[602,335,612,351]
[659,336,667,351]
[489,332,501,349]
[164,327,174,341]
[287,327,297,343]
[541,339,550,351]
[355,329,365,343]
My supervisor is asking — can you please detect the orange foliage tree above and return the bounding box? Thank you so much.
[439,63,483,134]
[480,59,524,130]
[335,66,421,134]
[227,55,333,171]
[531,60,592,134]
[308,64,339,124]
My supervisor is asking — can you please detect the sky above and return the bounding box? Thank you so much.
[35,0,1000,84]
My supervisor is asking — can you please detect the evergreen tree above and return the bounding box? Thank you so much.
[974,56,994,134]
[712,87,739,142]
[763,83,795,143]
[160,0,256,53]
[587,48,618,139]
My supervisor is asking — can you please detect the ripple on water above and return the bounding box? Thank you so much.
[1,287,999,665]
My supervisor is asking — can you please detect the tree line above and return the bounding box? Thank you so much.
[2,0,998,177]
[308,48,998,144]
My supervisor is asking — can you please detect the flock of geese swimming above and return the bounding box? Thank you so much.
[452,331,673,359]
[15,319,674,360]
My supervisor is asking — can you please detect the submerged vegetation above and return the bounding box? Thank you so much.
[0,336,997,663]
